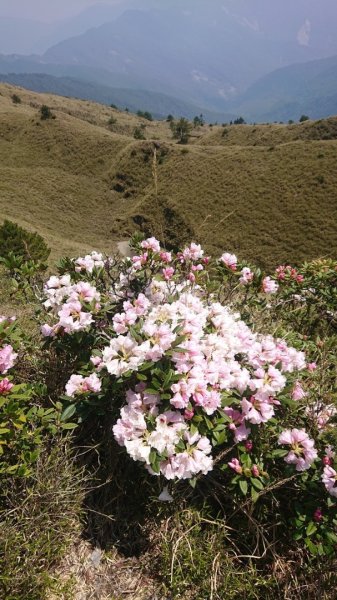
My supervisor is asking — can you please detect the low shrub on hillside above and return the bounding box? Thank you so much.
[0,220,50,263]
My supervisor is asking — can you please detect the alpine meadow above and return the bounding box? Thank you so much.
[1,2,337,599]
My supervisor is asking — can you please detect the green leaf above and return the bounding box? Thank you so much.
[251,487,259,503]
[272,448,289,458]
[239,479,248,495]
[306,522,317,537]
[144,388,160,395]
[326,531,337,543]
[251,478,264,491]
[60,404,77,422]
[305,538,318,555]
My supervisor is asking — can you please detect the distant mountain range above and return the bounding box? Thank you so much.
[0,72,236,122]
[0,0,337,121]
[232,54,337,122]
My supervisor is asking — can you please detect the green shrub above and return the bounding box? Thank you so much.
[133,126,146,140]
[0,220,50,263]
[11,94,21,105]
[107,116,117,127]
[137,110,153,121]
[40,105,53,120]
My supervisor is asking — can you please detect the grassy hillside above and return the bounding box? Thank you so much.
[1,82,337,268]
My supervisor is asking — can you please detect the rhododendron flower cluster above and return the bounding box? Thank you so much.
[262,276,279,294]
[41,276,100,335]
[278,428,318,471]
[75,251,105,274]
[41,237,337,499]
[322,465,337,497]
[62,255,308,480]
[0,344,18,374]
[66,373,102,397]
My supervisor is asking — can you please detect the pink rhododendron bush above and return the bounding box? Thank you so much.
[32,236,337,558]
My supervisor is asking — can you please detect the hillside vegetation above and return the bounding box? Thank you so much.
[1,82,337,267]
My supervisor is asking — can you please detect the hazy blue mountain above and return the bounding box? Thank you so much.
[0,18,49,55]
[233,54,337,122]
[41,0,337,110]
[0,72,235,122]
[1,0,337,119]
[0,3,131,55]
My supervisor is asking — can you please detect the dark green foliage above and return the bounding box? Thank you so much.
[107,116,117,127]
[166,114,174,122]
[40,104,53,120]
[193,114,205,127]
[300,114,310,122]
[0,220,50,263]
[137,110,153,121]
[11,94,21,104]
[233,116,246,124]
[170,117,192,144]
[110,103,118,109]
[133,126,146,140]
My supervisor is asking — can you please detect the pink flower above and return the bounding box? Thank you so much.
[325,445,335,459]
[65,373,101,397]
[181,243,204,262]
[132,253,148,269]
[291,381,306,401]
[224,407,251,442]
[278,428,318,471]
[141,237,161,252]
[251,465,260,477]
[0,378,13,394]
[41,324,56,337]
[307,362,317,371]
[183,408,194,420]
[220,252,237,270]
[58,301,93,333]
[228,458,242,474]
[322,465,337,497]
[241,396,275,424]
[239,267,254,285]
[0,345,17,374]
[262,277,279,294]
[162,267,175,280]
[160,251,172,263]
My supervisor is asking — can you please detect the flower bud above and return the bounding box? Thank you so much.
[313,508,323,522]
[244,440,253,452]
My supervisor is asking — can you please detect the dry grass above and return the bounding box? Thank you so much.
[1,83,337,267]
[48,540,159,600]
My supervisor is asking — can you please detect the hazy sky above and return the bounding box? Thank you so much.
[0,0,121,21]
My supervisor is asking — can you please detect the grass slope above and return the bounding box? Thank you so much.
[1,82,337,268]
